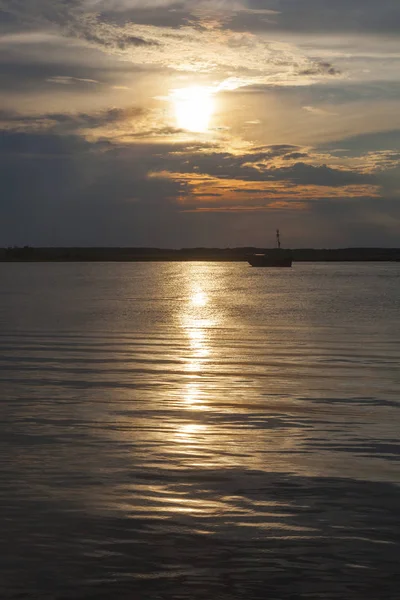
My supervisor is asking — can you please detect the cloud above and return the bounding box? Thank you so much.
[0,119,398,247]
[299,62,340,77]
[0,129,91,156]
[46,75,99,85]
[116,35,160,48]
[0,30,148,105]
[0,107,145,135]
[0,0,343,90]
[231,0,400,36]
[320,129,400,155]
[0,1,399,247]
[303,106,338,116]
[151,143,380,186]
[0,128,189,246]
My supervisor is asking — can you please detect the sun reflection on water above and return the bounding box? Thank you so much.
[184,381,206,410]
[175,423,206,445]
[175,266,221,456]
[191,291,208,307]
[187,327,210,360]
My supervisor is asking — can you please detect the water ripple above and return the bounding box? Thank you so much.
[1,262,400,598]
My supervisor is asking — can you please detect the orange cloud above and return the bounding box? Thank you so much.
[150,170,380,212]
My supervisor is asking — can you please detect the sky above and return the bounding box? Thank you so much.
[0,0,399,248]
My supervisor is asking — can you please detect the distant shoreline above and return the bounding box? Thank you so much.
[1,247,400,262]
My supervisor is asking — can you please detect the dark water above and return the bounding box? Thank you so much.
[1,262,400,599]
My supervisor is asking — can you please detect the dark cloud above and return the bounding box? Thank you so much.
[81,28,159,51]
[232,80,400,117]
[299,62,340,77]
[270,162,374,187]
[116,36,160,49]
[0,129,187,246]
[307,195,400,247]
[319,129,400,155]
[0,8,30,33]
[0,124,396,248]
[232,0,400,35]
[0,107,145,135]
[98,4,196,30]
[0,130,89,156]
[0,42,147,96]
[283,152,309,160]
[5,0,397,37]
[294,82,400,105]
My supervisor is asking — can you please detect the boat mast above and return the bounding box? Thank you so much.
[276,229,281,249]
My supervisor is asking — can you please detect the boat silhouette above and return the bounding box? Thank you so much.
[248,230,293,267]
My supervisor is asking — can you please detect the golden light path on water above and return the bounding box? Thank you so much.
[43,261,399,526]
[178,270,214,446]
[134,262,400,520]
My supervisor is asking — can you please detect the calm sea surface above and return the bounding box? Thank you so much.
[1,262,400,599]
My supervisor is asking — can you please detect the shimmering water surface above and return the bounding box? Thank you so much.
[1,262,400,599]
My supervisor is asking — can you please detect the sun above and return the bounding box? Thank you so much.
[172,86,215,133]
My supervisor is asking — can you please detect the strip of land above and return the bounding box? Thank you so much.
[1,247,400,262]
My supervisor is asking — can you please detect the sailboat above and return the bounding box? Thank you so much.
[248,230,293,267]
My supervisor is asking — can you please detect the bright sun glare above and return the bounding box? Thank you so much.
[172,86,215,133]
[191,291,208,307]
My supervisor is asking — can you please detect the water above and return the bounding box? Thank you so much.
[1,262,400,599]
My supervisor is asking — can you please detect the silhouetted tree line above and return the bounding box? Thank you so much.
[1,246,399,262]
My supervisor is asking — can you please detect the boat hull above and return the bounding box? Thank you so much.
[248,254,292,267]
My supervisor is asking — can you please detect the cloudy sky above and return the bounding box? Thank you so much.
[1,0,399,247]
